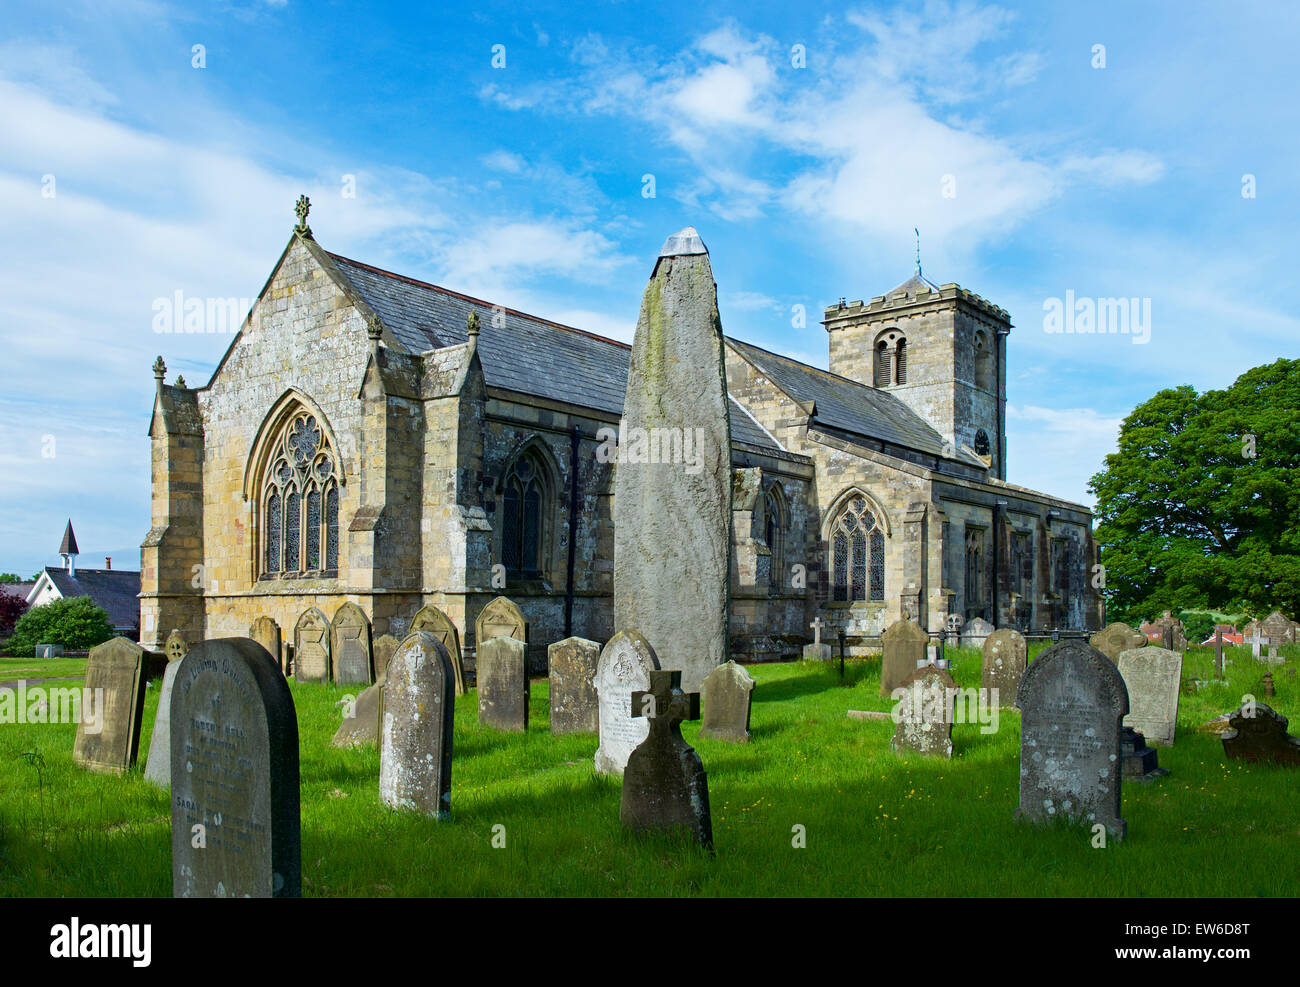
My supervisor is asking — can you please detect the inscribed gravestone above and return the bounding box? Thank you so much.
[1221,704,1300,766]
[144,660,182,786]
[1089,622,1146,662]
[1016,639,1128,840]
[372,633,399,684]
[881,617,927,697]
[699,660,755,743]
[594,630,660,775]
[1261,611,1297,647]
[1116,646,1183,747]
[73,637,148,775]
[548,637,600,735]
[171,638,300,897]
[474,596,527,646]
[477,636,529,731]
[330,602,373,685]
[165,630,188,664]
[960,617,995,650]
[614,227,732,694]
[249,617,283,673]
[981,628,1027,707]
[891,663,956,758]
[331,681,384,748]
[411,605,465,695]
[380,631,456,816]
[293,607,330,683]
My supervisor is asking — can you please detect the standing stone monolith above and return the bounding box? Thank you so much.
[621,669,713,849]
[144,660,181,786]
[548,637,600,735]
[614,227,731,694]
[413,604,466,695]
[981,628,1027,706]
[1089,622,1146,662]
[73,637,148,775]
[380,631,456,817]
[250,616,283,673]
[699,660,755,743]
[293,607,330,683]
[171,638,300,898]
[477,636,529,731]
[594,630,660,775]
[330,602,373,685]
[1116,646,1183,747]
[891,662,956,758]
[1015,639,1128,840]
[881,617,927,697]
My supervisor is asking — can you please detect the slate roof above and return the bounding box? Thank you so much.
[38,567,140,632]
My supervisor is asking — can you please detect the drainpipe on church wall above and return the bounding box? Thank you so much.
[564,425,581,638]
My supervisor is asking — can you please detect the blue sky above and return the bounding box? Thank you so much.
[0,0,1295,577]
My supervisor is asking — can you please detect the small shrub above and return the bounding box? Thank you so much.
[7,597,113,656]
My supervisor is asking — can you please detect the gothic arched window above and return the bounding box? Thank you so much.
[764,486,785,591]
[501,452,549,577]
[873,330,907,387]
[829,495,886,603]
[261,411,339,578]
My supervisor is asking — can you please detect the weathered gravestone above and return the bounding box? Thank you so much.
[380,631,456,816]
[249,616,283,673]
[881,616,927,697]
[474,596,528,647]
[330,602,373,685]
[477,636,529,731]
[594,630,660,775]
[144,660,182,786]
[1221,704,1300,766]
[372,633,399,683]
[548,636,600,735]
[960,617,995,650]
[73,637,148,775]
[293,607,330,683]
[621,668,713,849]
[1015,639,1128,840]
[165,629,189,664]
[803,616,831,661]
[171,638,300,897]
[412,604,465,695]
[1089,622,1147,662]
[331,681,385,748]
[981,628,1027,706]
[699,660,755,743]
[614,227,732,694]
[1261,611,1298,645]
[1116,646,1183,747]
[891,662,955,758]
[1153,611,1187,651]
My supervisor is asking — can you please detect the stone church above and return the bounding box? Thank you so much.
[139,201,1101,668]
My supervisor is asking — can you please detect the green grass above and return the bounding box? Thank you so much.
[1,645,1297,897]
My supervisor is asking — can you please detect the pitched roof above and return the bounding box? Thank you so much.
[59,519,79,556]
[39,567,140,631]
[887,271,942,298]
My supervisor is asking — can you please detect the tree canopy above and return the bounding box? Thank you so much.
[5,596,114,656]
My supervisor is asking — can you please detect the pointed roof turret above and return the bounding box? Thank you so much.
[59,519,79,557]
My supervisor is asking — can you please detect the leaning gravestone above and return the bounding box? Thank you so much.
[881,616,928,697]
[165,629,188,664]
[614,227,732,694]
[1016,639,1128,840]
[372,633,400,684]
[548,637,600,735]
[621,669,713,849]
[594,630,660,775]
[144,660,182,786]
[331,681,385,748]
[1089,622,1147,662]
[960,617,995,650]
[73,637,148,775]
[699,660,755,743]
[249,616,283,673]
[411,604,466,695]
[330,602,373,685]
[171,638,300,897]
[380,631,456,816]
[293,607,331,683]
[1116,646,1183,747]
[891,662,956,758]
[1221,704,1300,766]
[981,628,1027,707]
[477,636,529,731]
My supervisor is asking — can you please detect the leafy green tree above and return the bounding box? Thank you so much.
[6,597,114,656]
[0,573,21,583]
[1090,359,1300,623]
[1179,611,1216,645]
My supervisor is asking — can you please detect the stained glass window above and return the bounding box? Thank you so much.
[501,451,547,576]
[830,494,887,603]
[325,486,338,571]
[265,490,281,573]
[284,489,300,573]
[764,487,783,590]
[870,530,885,602]
[260,410,340,578]
[833,531,848,602]
[306,487,321,570]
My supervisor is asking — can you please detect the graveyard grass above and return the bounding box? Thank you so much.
[2,645,1297,897]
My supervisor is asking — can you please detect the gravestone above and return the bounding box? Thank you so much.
[621,669,713,849]
[144,661,182,786]
[411,604,466,695]
[891,663,956,758]
[699,660,755,743]
[1121,726,1169,782]
[477,636,529,731]
[165,630,188,664]
[803,617,831,661]
[1089,622,1147,662]
[1116,646,1183,747]
[960,617,995,650]
[331,682,385,748]
[614,227,732,694]
[594,630,660,775]
[1153,611,1187,651]
[293,607,330,683]
[171,638,300,897]
[330,602,373,685]
[372,633,400,684]
[1015,639,1128,840]
[474,596,528,646]
[249,617,283,673]
[1260,611,1296,647]
[548,637,600,735]
[380,631,456,816]
[1221,704,1300,766]
[981,628,1027,706]
[73,637,148,775]
[880,617,927,697]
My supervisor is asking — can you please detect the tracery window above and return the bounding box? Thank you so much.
[764,486,785,591]
[965,527,986,611]
[501,452,548,576]
[829,495,886,603]
[261,412,339,577]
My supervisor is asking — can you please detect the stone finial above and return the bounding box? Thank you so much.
[366,314,384,342]
[466,309,480,338]
[293,194,313,238]
[153,355,166,381]
[175,375,187,388]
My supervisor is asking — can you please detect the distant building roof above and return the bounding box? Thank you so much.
[0,581,37,601]
[34,566,140,632]
[59,519,79,556]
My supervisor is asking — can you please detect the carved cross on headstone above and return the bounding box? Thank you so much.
[810,617,825,646]
[1213,627,1225,679]
[1247,629,1268,661]
[632,669,700,731]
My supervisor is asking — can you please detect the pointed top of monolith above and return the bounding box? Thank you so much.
[658,226,708,258]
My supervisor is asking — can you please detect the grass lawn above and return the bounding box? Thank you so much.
[1,644,1297,897]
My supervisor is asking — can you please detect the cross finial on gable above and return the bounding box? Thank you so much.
[294,194,313,239]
